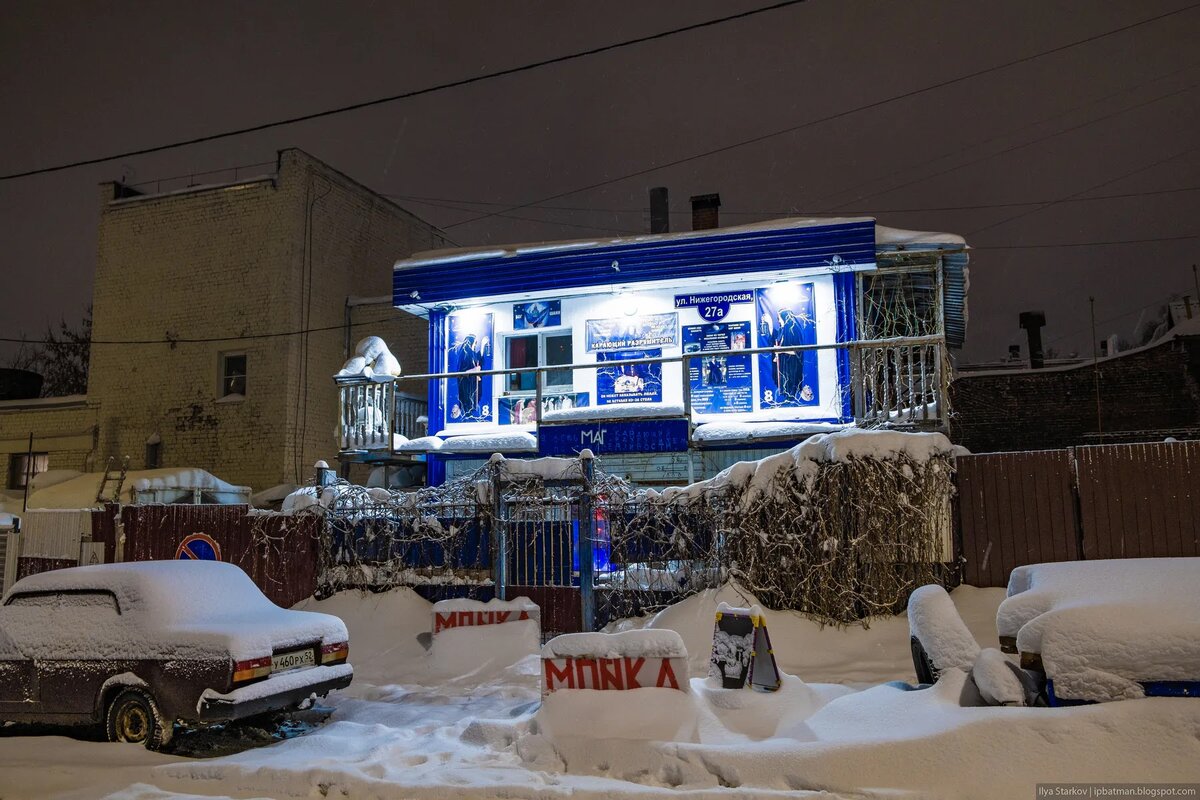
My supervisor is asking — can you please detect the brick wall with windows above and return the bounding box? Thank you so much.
[0,149,448,493]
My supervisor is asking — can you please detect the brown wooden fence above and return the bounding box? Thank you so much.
[90,505,320,608]
[955,441,1200,586]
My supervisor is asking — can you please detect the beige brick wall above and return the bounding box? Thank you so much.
[58,148,448,492]
[0,399,96,485]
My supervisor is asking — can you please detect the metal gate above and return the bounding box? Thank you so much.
[493,457,596,639]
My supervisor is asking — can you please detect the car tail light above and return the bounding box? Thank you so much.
[233,656,272,684]
[321,642,349,664]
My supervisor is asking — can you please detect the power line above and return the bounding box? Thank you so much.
[386,194,642,235]
[809,59,1200,212]
[972,233,1200,250]
[3,232,1197,348]
[388,183,1200,219]
[968,141,1200,237]
[444,2,1200,230]
[0,1,809,182]
[821,80,1198,213]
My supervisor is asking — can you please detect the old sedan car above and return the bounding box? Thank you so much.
[0,561,352,749]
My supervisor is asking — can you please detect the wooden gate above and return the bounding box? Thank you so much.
[955,441,1200,587]
[955,450,1080,587]
[1075,441,1200,559]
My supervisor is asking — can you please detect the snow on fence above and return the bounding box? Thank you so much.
[301,430,956,627]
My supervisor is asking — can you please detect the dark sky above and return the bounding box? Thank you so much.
[2,0,1197,364]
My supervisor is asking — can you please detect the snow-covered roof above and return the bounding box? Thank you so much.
[21,467,250,510]
[400,216,876,269]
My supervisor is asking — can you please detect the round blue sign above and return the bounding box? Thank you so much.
[696,300,730,321]
[176,533,222,561]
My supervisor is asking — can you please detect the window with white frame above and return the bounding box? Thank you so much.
[504,331,573,393]
[219,352,247,398]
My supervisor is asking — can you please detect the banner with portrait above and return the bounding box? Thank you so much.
[445,312,494,425]
[755,284,818,408]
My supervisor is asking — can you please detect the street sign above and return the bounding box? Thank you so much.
[175,532,222,561]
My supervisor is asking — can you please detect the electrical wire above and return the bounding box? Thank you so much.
[0,1,810,182]
[443,3,1200,230]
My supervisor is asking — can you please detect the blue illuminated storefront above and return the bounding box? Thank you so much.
[390,217,963,485]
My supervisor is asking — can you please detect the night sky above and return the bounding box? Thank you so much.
[1,0,1197,365]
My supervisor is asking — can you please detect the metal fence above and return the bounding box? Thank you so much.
[313,447,954,630]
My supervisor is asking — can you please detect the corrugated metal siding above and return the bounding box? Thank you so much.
[18,510,91,559]
[394,220,877,306]
[942,250,968,349]
[1075,441,1200,559]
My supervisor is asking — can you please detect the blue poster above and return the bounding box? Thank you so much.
[683,322,752,413]
[756,284,819,408]
[513,300,561,329]
[585,313,677,352]
[445,312,494,424]
[597,349,662,405]
[499,392,590,425]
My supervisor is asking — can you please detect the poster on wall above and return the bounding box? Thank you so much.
[585,313,677,352]
[597,349,662,405]
[683,322,752,413]
[499,392,591,425]
[755,284,819,408]
[513,300,561,329]
[445,312,494,424]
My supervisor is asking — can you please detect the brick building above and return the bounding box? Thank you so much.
[0,149,448,494]
[950,330,1200,453]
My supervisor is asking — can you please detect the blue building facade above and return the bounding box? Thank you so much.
[353,217,966,486]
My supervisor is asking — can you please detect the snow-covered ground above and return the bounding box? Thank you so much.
[1,584,1198,799]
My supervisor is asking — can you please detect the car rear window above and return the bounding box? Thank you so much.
[7,591,120,613]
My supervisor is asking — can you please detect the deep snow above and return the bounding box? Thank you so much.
[0,583,1197,799]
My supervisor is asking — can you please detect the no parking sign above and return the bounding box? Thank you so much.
[175,532,222,561]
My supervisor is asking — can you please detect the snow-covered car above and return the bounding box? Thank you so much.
[996,557,1200,705]
[0,561,352,749]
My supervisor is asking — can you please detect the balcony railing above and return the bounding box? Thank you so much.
[336,335,946,457]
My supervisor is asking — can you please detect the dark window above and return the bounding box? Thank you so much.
[504,332,573,393]
[8,453,48,490]
[220,353,247,397]
[146,441,162,470]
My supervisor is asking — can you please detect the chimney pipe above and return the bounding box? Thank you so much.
[1019,311,1047,369]
[690,193,720,231]
[649,187,669,234]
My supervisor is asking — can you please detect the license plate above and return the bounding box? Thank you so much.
[272,648,316,673]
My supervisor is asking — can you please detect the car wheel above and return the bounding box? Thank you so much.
[106,689,171,750]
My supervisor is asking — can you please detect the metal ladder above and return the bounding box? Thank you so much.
[95,456,130,504]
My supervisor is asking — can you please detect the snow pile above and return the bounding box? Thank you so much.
[907,584,981,677]
[441,431,538,453]
[2,562,347,662]
[24,468,250,509]
[335,335,402,379]
[971,648,1030,706]
[691,420,845,442]
[431,616,540,680]
[541,629,686,660]
[998,558,1200,702]
[542,403,685,422]
[6,583,1200,800]
[396,435,445,451]
[27,468,82,492]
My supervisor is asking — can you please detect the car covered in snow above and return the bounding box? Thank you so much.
[996,557,1200,704]
[0,561,352,749]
